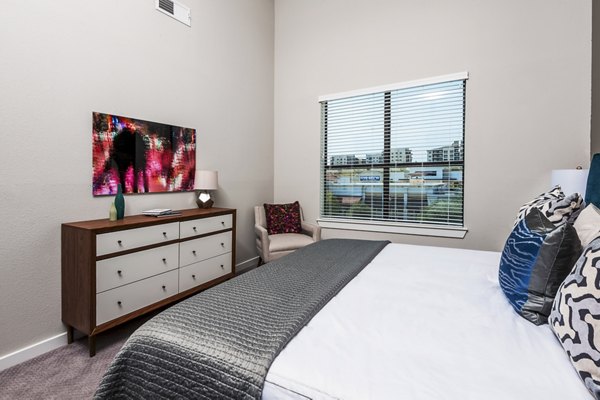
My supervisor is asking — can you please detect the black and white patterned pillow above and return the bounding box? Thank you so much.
[514,186,583,227]
[549,238,600,399]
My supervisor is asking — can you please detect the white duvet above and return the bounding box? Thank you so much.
[262,243,591,400]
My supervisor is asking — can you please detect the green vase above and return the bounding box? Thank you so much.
[115,184,125,220]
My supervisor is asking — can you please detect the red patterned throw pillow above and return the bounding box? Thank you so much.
[264,201,302,235]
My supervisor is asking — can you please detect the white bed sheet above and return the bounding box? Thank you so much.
[262,243,591,400]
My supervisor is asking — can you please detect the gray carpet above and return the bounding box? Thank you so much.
[0,269,256,399]
[0,317,148,400]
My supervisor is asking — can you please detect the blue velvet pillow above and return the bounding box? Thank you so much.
[499,207,582,325]
[585,153,600,208]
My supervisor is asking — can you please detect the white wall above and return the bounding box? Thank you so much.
[0,0,274,357]
[274,0,592,251]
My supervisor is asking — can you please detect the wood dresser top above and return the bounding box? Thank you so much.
[62,207,235,233]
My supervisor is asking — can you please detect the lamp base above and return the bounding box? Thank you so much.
[196,191,214,208]
[196,198,214,208]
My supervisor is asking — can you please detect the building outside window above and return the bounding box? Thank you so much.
[319,73,467,228]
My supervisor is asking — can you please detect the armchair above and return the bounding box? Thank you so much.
[254,205,321,264]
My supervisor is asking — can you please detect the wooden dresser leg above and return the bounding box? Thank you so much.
[89,335,96,357]
[67,326,74,344]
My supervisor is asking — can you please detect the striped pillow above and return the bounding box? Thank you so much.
[549,238,600,399]
[514,185,583,227]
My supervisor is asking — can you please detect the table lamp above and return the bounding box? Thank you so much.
[551,167,589,197]
[194,170,218,208]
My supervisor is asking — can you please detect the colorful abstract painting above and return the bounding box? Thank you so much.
[92,112,196,196]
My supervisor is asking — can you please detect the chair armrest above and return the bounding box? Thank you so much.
[301,221,321,242]
[254,224,270,261]
[255,224,270,246]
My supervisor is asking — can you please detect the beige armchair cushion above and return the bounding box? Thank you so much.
[269,233,314,252]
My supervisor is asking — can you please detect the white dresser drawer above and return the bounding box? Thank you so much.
[96,222,179,256]
[179,232,232,267]
[179,253,232,293]
[96,269,178,325]
[96,243,179,293]
[180,214,233,239]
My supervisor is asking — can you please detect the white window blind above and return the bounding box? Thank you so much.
[320,73,467,227]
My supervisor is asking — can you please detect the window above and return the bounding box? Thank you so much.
[319,73,467,230]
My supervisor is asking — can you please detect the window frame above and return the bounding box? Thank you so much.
[318,72,469,238]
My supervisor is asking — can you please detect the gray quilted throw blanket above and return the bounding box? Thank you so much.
[95,238,389,400]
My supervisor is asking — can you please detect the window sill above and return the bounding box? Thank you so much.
[317,219,468,239]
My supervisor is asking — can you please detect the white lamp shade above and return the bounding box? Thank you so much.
[194,170,218,190]
[551,169,589,196]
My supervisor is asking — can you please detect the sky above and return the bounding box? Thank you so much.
[324,79,464,163]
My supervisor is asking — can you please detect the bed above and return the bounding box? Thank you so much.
[95,239,592,399]
[262,243,591,399]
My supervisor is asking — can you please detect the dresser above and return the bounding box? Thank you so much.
[61,207,236,356]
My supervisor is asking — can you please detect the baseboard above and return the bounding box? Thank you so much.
[0,256,260,372]
[0,332,67,372]
[236,256,260,273]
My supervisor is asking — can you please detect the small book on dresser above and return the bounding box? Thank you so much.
[142,209,178,217]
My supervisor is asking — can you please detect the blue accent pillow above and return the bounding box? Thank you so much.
[499,207,581,325]
[585,153,600,208]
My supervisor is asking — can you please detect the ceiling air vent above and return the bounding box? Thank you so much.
[156,0,191,27]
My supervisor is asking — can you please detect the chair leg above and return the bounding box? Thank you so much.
[257,257,264,266]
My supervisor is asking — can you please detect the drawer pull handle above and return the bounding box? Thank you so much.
[192,274,196,279]
[162,232,167,237]
[192,250,196,255]
[193,227,197,231]
[220,264,224,269]
[117,270,122,276]
[220,243,225,247]
[117,301,122,307]
[221,221,225,225]
[162,258,166,263]
[162,285,166,290]
[117,240,122,246]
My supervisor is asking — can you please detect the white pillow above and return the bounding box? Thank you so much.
[574,204,600,247]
